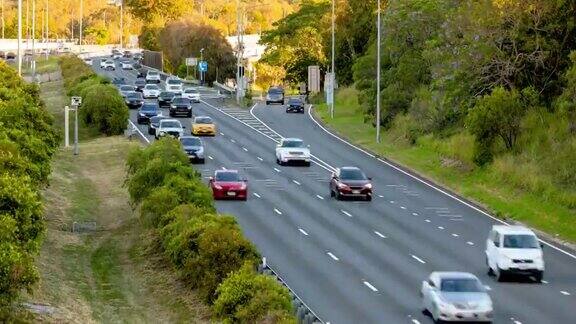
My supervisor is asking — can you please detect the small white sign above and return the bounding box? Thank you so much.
[186,57,198,66]
[71,96,82,106]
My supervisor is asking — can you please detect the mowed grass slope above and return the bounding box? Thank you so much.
[315,87,576,244]
[29,76,211,323]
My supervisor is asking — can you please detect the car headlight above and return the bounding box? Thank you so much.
[159,131,165,136]
[139,113,145,116]
[337,183,349,189]
[214,184,223,190]
[171,105,176,109]
[125,100,130,104]
[364,183,373,189]
[239,183,247,190]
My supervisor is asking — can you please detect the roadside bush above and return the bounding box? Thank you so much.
[80,84,129,135]
[59,55,95,91]
[126,138,189,176]
[214,263,294,324]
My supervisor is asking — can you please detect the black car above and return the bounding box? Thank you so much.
[159,91,176,108]
[133,62,142,70]
[112,77,126,86]
[147,116,168,135]
[266,87,285,105]
[137,102,160,124]
[125,92,144,109]
[286,98,305,113]
[134,79,146,92]
[169,97,193,117]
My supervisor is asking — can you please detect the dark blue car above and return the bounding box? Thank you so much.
[137,102,159,124]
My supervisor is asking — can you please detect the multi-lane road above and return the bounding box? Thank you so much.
[91,57,575,324]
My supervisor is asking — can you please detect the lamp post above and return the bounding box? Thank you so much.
[79,0,83,53]
[31,0,35,79]
[376,0,381,143]
[17,0,22,76]
[330,0,335,119]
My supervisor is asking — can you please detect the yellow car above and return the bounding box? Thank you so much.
[191,116,216,136]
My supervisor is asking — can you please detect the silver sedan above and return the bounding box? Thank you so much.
[421,272,493,323]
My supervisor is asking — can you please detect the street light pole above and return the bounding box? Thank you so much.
[1,0,5,39]
[330,0,335,119]
[376,0,381,143]
[44,0,48,59]
[31,0,35,78]
[119,0,123,48]
[17,0,22,76]
[236,0,241,104]
[79,0,82,53]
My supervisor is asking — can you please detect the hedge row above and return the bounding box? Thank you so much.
[125,138,294,323]
[59,56,128,136]
[0,61,60,306]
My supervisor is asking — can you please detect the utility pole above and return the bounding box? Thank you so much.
[236,0,241,104]
[1,0,5,39]
[44,0,48,59]
[31,0,35,79]
[119,0,123,48]
[200,48,204,85]
[330,0,335,119]
[376,0,381,143]
[17,0,22,76]
[79,0,82,53]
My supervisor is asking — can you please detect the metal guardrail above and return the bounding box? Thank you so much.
[258,258,325,324]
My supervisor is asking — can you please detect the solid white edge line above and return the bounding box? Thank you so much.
[298,228,309,236]
[274,208,282,215]
[128,119,150,144]
[307,105,576,260]
[411,254,426,264]
[327,252,340,261]
[363,281,378,292]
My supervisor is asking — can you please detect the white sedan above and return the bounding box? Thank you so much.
[100,59,115,70]
[182,88,200,103]
[421,272,493,323]
[142,84,161,99]
[121,61,133,70]
[275,138,311,166]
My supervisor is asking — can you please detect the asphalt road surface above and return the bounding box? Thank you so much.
[90,56,576,324]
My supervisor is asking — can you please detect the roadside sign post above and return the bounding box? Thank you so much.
[71,96,82,156]
[185,57,198,80]
[199,60,208,85]
[64,106,70,147]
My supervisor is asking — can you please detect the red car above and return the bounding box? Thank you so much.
[209,170,248,201]
[329,167,373,201]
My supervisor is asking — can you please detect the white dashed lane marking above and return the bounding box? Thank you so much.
[292,180,301,185]
[400,206,406,210]
[374,231,387,239]
[253,193,261,198]
[412,212,418,216]
[437,226,444,230]
[274,208,282,215]
[363,281,378,292]
[274,167,281,173]
[467,241,474,246]
[425,219,431,223]
[411,254,426,264]
[560,291,571,296]
[316,195,324,200]
[257,156,263,161]
[208,156,213,160]
[242,147,248,152]
[298,228,309,236]
[451,233,459,237]
[230,139,236,143]
[341,210,353,218]
[327,252,340,261]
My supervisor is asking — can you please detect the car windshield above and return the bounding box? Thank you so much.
[120,86,133,91]
[145,85,159,90]
[268,88,283,94]
[181,137,201,146]
[340,169,367,180]
[148,71,159,75]
[289,99,302,105]
[282,140,304,148]
[167,79,182,85]
[195,117,212,124]
[503,234,539,249]
[127,92,142,99]
[173,98,190,104]
[185,89,199,94]
[141,104,157,111]
[161,121,181,128]
[160,92,174,98]
[150,116,165,124]
[135,81,145,85]
[440,278,484,293]
[215,172,240,182]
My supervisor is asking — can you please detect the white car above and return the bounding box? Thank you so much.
[182,88,200,103]
[142,84,161,99]
[100,59,115,70]
[486,225,544,282]
[421,272,493,323]
[84,58,93,65]
[155,119,185,140]
[146,70,162,83]
[166,77,183,95]
[275,138,311,166]
[121,61,133,70]
[112,52,122,60]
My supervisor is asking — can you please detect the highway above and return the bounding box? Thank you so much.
[91,57,576,324]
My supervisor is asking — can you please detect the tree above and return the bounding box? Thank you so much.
[467,87,526,165]
[125,0,191,23]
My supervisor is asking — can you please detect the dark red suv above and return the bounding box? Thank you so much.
[329,167,373,201]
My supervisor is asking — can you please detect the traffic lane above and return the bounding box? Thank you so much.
[251,102,576,283]
[191,111,420,323]
[200,102,568,323]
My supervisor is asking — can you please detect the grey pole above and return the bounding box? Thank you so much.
[120,0,123,49]
[73,104,79,155]
[17,0,22,76]
[236,0,241,104]
[376,0,381,143]
[330,0,335,119]
[31,0,35,79]
[79,0,82,53]
[200,48,204,85]
[45,0,48,59]
[1,0,5,39]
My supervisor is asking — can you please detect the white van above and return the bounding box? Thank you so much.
[166,77,183,95]
[485,225,544,282]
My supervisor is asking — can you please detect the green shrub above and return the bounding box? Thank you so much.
[140,187,181,227]
[80,84,129,135]
[126,138,190,176]
[59,55,95,91]
[214,263,294,324]
[184,225,259,303]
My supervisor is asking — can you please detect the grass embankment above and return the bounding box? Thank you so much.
[22,56,60,74]
[29,71,211,322]
[316,87,576,244]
